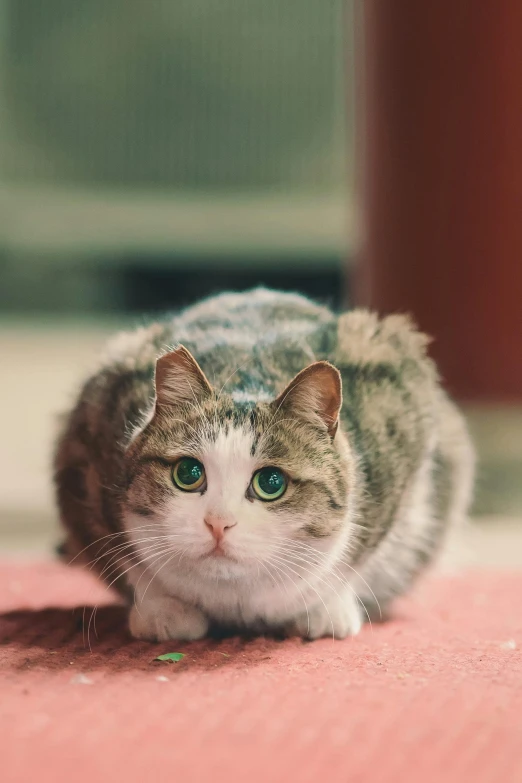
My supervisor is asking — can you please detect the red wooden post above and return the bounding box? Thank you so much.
[356,0,522,401]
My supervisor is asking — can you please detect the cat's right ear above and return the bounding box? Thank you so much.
[155,346,212,408]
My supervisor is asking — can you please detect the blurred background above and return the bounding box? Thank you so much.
[1,1,521,559]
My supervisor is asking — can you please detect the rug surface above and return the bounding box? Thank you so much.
[1,560,521,783]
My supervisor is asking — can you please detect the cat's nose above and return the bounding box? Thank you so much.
[204,515,237,542]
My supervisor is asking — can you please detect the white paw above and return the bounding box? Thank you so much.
[129,596,209,642]
[287,590,363,641]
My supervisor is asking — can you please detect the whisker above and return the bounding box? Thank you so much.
[86,546,174,650]
[66,525,161,565]
[333,557,382,621]
[139,550,181,607]
[88,535,175,571]
[97,542,174,583]
[98,541,178,588]
[268,547,373,630]
[278,538,382,620]
[265,554,335,640]
[263,558,311,635]
[258,558,293,612]
[131,544,188,606]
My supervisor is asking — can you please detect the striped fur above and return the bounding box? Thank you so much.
[54,289,474,641]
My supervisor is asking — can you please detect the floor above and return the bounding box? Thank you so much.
[2,560,521,783]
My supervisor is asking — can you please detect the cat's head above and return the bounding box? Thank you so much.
[123,346,358,589]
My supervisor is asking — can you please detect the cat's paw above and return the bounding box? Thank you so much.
[287,590,363,641]
[129,596,209,642]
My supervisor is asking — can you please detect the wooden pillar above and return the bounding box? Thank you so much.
[356,1,522,401]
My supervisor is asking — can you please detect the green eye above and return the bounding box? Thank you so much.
[172,458,205,492]
[251,467,287,501]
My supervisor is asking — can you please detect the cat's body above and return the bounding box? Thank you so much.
[54,289,474,641]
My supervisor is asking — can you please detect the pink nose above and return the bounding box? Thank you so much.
[204,515,237,542]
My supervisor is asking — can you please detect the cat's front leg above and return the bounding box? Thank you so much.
[286,586,363,641]
[128,583,209,642]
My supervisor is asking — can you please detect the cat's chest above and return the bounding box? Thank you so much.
[155,565,303,626]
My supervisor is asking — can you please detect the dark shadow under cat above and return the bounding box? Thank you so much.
[0,602,399,674]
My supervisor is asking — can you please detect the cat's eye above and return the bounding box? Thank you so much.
[251,467,287,501]
[172,457,206,492]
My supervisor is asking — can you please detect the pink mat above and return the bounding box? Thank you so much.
[1,560,521,783]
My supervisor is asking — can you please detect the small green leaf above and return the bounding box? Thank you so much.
[155,652,185,663]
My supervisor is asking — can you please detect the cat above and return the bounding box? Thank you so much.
[54,288,474,641]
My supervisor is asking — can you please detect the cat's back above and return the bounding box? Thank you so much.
[101,288,332,368]
[174,288,336,394]
[173,288,334,348]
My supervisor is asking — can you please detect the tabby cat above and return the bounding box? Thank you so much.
[54,289,474,641]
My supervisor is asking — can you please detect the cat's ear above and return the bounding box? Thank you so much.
[272,361,342,438]
[155,345,212,408]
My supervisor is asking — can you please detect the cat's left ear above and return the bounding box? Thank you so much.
[272,361,342,438]
[155,345,212,408]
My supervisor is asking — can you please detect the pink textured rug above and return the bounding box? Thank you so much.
[1,560,521,783]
